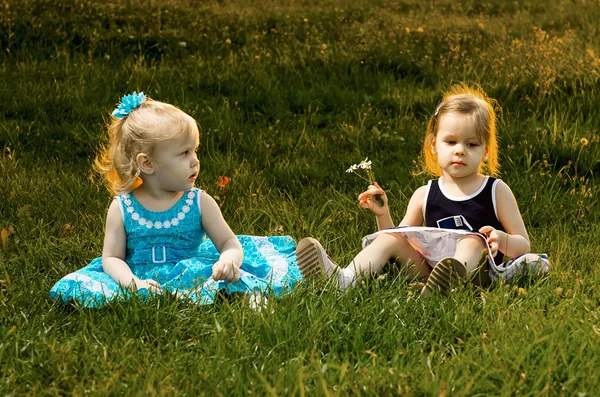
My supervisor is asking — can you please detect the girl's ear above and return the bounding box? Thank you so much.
[483,148,489,161]
[431,142,437,155]
[136,153,155,175]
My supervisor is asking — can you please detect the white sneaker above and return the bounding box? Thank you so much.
[296,237,340,279]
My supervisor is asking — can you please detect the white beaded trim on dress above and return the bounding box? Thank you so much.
[121,190,196,229]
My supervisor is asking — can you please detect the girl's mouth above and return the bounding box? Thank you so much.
[189,173,197,180]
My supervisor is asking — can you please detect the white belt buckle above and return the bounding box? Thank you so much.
[152,246,167,263]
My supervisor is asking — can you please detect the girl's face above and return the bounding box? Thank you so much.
[149,129,200,192]
[432,112,487,180]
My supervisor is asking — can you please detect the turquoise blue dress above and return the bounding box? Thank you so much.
[49,188,301,308]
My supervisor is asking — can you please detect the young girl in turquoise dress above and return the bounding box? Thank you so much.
[50,92,301,308]
[297,84,549,296]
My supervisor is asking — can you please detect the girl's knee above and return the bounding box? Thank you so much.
[457,234,486,250]
[380,232,415,248]
[379,233,415,254]
[380,233,427,274]
[369,233,404,250]
[376,232,402,244]
[455,235,488,274]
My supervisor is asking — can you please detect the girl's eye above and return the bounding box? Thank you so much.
[181,150,189,156]
[446,140,455,145]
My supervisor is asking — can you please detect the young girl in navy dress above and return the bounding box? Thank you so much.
[297,84,548,296]
[50,92,301,307]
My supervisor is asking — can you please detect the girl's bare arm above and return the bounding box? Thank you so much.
[102,200,161,291]
[480,180,530,257]
[200,192,243,280]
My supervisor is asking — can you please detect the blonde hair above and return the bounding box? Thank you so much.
[421,84,500,177]
[95,98,199,195]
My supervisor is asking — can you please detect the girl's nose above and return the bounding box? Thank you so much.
[191,155,199,167]
[454,144,465,155]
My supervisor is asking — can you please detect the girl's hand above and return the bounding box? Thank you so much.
[212,260,240,282]
[479,226,507,257]
[135,278,162,293]
[358,182,388,216]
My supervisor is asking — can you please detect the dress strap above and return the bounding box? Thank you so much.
[490,177,501,220]
[195,188,203,212]
[115,196,125,221]
[422,180,433,221]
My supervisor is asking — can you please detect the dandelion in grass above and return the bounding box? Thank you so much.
[346,158,384,206]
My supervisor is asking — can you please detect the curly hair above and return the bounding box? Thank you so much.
[95,98,199,195]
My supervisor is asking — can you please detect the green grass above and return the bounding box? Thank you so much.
[1,0,599,395]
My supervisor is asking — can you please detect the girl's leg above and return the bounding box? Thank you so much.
[347,233,430,281]
[296,233,429,290]
[453,235,491,287]
[453,235,487,275]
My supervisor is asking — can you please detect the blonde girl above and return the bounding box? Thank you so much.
[50,92,301,307]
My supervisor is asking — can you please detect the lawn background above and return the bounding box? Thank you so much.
[1,0,599,395]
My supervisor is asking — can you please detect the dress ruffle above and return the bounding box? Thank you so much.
[50,235,301,308]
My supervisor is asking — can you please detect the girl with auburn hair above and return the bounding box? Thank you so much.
[297,84,548,296]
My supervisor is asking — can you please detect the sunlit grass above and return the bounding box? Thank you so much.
[1,0,599,395]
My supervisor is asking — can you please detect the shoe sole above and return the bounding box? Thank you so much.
[296,237,331,279]
[421,257,467,296]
